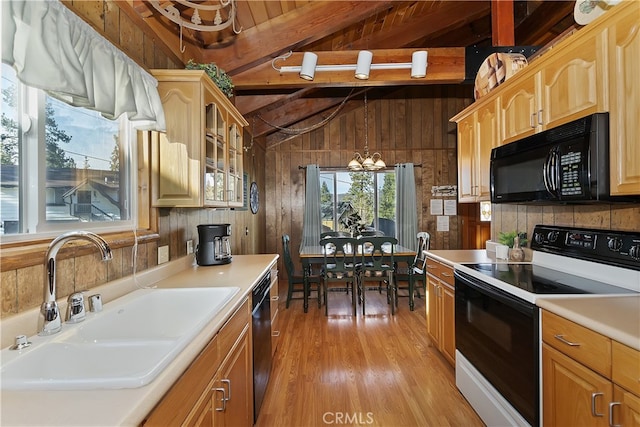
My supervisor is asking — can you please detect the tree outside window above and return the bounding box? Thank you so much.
[320,170,396,237]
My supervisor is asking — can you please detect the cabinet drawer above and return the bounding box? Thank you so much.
[542,310,611,378]
[426,258,455,286]
[612,341,640,395]
[426,258,444,278]
[438,264,454,286]
[219,298,250,358]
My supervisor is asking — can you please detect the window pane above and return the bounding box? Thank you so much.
[320,170,396,237]
[45,96,126,223]
[320,174,335,232]
[377,171,396,237]
[1,63,20,234]
[342,171,374,230]
[1,63,133,238]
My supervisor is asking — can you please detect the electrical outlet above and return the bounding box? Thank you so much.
[158,245,169,264]
[186,240,194,254]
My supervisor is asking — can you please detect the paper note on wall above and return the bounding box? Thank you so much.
[430,199,443,215]
[444,199,457,216]
[437,215,449,232]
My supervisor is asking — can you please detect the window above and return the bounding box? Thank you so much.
[320,170,396,236]
[1,63,137,239]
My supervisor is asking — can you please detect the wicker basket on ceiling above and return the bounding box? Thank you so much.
[474,52,528,100]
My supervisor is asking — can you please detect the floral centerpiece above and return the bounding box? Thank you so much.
[185,59,234,98]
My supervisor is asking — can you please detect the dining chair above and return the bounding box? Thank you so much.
[319,237,358,316]
[282,234,322,311]
[357,236,398,315]
[395,232,430,311]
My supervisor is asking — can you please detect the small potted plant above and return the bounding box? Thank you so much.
[498,231,528,261]
[185,59,234,98]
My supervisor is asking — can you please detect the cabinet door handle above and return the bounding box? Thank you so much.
[609,401,621,427]
[530,113,536,128]
[537,109,543,125]
[591,392,604,417]
[213,387,226,412]
[272,330,280,337]
[554,334,581,347]
[221,378,231,401]
[271,295,280,301]
[441,272,453,278]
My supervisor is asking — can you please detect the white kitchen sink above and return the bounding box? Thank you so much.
[1,287,239,390]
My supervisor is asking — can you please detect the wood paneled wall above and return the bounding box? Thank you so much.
[264,86,474,270]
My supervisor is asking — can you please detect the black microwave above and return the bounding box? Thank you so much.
[490,113,638,204]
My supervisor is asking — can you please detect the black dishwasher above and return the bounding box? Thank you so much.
[252,272,272,422]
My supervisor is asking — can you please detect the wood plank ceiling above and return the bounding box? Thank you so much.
[130,1,577,144]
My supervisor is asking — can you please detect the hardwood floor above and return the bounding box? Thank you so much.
[256,281,485,427]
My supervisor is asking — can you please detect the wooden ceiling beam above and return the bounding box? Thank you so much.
[200,1,393,75]
[349,1,491,49]
[491,0,514,46]
[249,95,357,138]
[232,48,465,90]
[515,1,575,46]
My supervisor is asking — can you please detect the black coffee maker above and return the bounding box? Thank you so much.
[196,224,232,266]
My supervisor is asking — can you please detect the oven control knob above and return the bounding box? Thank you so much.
[607,237,623,252]
[547,231,559,243]
[534,232,545,244]
[630,245,640,260]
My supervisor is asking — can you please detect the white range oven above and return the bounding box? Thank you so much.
[453,225,640,427]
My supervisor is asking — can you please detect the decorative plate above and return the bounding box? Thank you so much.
[250,181,259,214]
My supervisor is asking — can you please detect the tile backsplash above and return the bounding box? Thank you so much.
[491,203,640,245]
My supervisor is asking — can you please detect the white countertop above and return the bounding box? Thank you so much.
[0,254,278,427]
[427,249,499,265]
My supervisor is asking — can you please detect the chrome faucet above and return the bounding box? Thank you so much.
[38,231,113,336]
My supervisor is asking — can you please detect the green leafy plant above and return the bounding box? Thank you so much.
[498,231,528,248]
[185,59,234,98]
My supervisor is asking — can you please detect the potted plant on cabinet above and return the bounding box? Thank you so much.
[185,59,234,98]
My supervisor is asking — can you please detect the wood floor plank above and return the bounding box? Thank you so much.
[256,282,485,426]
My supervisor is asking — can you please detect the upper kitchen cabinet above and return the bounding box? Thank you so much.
[501,29,606,145]
[453,0,639,198]
[607,0,640,196]
[150,70,248,208]
[454,98,499,203]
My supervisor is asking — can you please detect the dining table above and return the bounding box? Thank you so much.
[298,242,416,312]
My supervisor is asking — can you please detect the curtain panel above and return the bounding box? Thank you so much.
[300,164,322,251]
[395,163,418,249]
[2,0,166,131]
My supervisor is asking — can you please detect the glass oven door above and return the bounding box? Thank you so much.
[455,270,539,426]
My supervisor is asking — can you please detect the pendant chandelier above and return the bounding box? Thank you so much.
[348,92,386,171]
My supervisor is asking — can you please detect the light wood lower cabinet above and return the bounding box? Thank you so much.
[143,298,252,427]
[425,257,455,366]
[542,310,640,426]
[543,343,612,427]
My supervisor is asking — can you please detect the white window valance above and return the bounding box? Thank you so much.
[2,0,166,131]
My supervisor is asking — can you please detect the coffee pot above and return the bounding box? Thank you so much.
[196,224,232,266]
